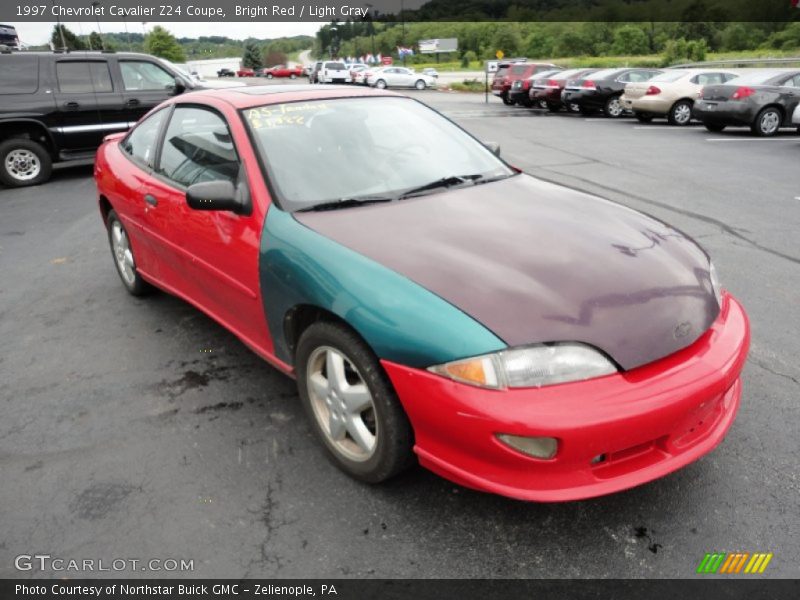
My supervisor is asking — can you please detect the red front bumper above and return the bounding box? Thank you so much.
[382,293,750,502]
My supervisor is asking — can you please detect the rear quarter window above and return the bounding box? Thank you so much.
[510,65,529,76]
[0,55,39,94]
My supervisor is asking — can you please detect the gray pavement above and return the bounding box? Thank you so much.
[0,90,798,579]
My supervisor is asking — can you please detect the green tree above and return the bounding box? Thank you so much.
[687,39,708,62]
[144,26,186,62]
[242,41,263,69]
[611,25,649,56]
[491,25,522,57]
[51,25,86,51]
[662,38,689,66]
[88,31,104,51]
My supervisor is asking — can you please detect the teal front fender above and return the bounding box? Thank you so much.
[260,207,506,368]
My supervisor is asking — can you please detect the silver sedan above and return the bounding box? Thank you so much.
[367,67,437,90]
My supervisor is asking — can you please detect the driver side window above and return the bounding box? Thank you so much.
[156,106,240,188]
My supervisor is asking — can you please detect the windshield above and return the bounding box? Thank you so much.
[243,97,514,211]
[650,71,688,83]
[725,70,791,85]
[583,68,622,81]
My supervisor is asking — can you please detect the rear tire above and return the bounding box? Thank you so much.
[375,79,387,90]
[0,138,52,188]
[266,73,273,79]
[603,94,624,118]
[501,92,513,106]
[704,122,726,133]
[751,107,782,137]
[668,100,693,126]
[295,321,414,483]
[106,209,152,296]
[290,73,297,79]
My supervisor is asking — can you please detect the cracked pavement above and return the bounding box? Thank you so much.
[0,91,798,579]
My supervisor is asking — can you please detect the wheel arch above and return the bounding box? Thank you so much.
[98,195,114,227]
[283,304,358,362]
[0,119,57,157]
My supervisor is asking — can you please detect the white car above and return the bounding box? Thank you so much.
[318,61,352,84]
[793,103,800,126]
[367,67,436,90]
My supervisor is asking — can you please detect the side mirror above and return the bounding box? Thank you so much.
[186,180,248,214]
[484,141,501,157]
[169,76,186,96]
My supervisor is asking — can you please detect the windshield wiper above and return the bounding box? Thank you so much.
[297,195,393,212]
[397,174,484,200]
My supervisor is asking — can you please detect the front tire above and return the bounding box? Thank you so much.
[266,73,273,79]
[0,138,52,187]
[752,107,781,137]
[414,79,426,90]
[290,73,297,79]
[106,209,151,296]
[547,103,561,113]
[295,321,414,483]
[501,92,513,106]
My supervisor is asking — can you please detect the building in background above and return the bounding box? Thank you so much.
[186,57,242,78]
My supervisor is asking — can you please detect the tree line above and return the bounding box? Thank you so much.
[315,21,800,65]
[45,24,312,67]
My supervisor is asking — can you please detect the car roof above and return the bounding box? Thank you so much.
[188,85,398,109]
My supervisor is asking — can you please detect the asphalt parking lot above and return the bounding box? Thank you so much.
[1,88,798,579]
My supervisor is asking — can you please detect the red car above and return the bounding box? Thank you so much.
[530,68,601,112]
[262,64,302,79]
[492,61,559,105]
[236,68,255,77]
[94,87,749,502]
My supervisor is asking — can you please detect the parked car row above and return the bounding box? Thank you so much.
[495,63,800,136]
[307,60,437,90]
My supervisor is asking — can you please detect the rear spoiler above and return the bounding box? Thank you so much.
[103,131,127,143]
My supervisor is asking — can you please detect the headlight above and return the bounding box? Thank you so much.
[709,261,722,308]
[428,343,618,390]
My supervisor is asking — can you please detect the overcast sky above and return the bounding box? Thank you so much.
[13,21,322,46]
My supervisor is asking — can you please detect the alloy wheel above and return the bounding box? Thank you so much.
[111,220,136,286]
[306,346,378,462]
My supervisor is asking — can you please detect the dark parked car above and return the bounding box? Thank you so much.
[508,69,563,107]
[561,68,663,117]
[530,68,601,112]
[693,69,800,136]
[217,68,235,77]
[492,61,559,105]
[0,51,195,187]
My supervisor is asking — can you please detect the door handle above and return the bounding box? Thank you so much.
[126,99,141,107]
[144,194,158,207]
[63,101,80,110]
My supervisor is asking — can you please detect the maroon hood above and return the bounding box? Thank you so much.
[295,175,719,370]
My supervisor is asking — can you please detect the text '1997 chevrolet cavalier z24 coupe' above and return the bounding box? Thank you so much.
[94,85,750,502]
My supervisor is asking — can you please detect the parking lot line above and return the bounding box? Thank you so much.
[633,126,703,130]
[705,137,800,142]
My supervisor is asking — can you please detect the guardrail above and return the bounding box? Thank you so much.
[672,57,800,68]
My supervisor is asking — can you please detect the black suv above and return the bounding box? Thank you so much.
[0,51,198,187]
[217,68,235,77]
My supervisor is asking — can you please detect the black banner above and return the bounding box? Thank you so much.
[3,0,800,23]
[2,579,800,600]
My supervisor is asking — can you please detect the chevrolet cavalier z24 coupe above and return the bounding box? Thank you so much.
[94,85,750,501]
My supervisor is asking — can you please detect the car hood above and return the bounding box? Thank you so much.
[294,175,719,370]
